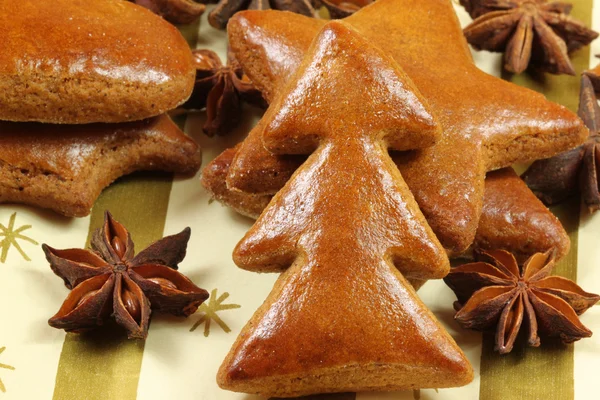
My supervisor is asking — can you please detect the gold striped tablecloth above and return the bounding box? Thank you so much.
[0,2,599,399]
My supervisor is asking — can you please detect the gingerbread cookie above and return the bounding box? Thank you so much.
[0,115,201,217]
[225,0,587,254]
[218,21,472,397]
[201,145,272,219]
[0,0,195,124]
[474,168,570,262]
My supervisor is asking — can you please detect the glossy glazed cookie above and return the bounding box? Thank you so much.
[473,167,570,263]
[225,0,587,254]
[218,21,472,397]
[201,145,272,219]
[0,0,195,124]
[0,115,201,217]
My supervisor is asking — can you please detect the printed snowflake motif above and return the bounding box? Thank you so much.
[0,212,38,263]
[0,347,15,393]
[190,289,241,337]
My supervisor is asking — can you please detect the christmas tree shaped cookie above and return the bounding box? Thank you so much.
[217,21,473,398]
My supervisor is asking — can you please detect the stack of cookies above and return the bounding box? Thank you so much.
[203,5,579,266]
[2,0,591,397]
[0,0,201,217]
[200,0,590,397]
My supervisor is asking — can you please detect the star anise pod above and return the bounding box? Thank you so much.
[43,211,209,339]
[460,0,598,75]
[181,49,266,136]
[522,73,600,212]
[444,249,599,354]
[200,0,317,30]
[130,0,206,25]
[320,0,374,19]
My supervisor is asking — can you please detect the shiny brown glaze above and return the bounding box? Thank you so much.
[218,22,471,397]
[234,21,448,279]
[201,145,273,218]
[204,153,571,265]
[0,0,195,123]
[226,0,587,254]
[473,168,570,263]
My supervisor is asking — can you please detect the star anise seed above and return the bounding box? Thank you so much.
[43,211,209,339]
[523,72,600,212]
[444,249,599,354]
[130,0,206,25]
[181,49,266,136]
[460,0,598,75]
[200,0,317,30]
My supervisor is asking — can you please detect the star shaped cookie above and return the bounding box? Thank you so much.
[225,0,587,254]
[0,115,201,217]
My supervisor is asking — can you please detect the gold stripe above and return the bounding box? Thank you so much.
[52,19,200,400]
[479,0,591,398]
[52,173,173,400]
